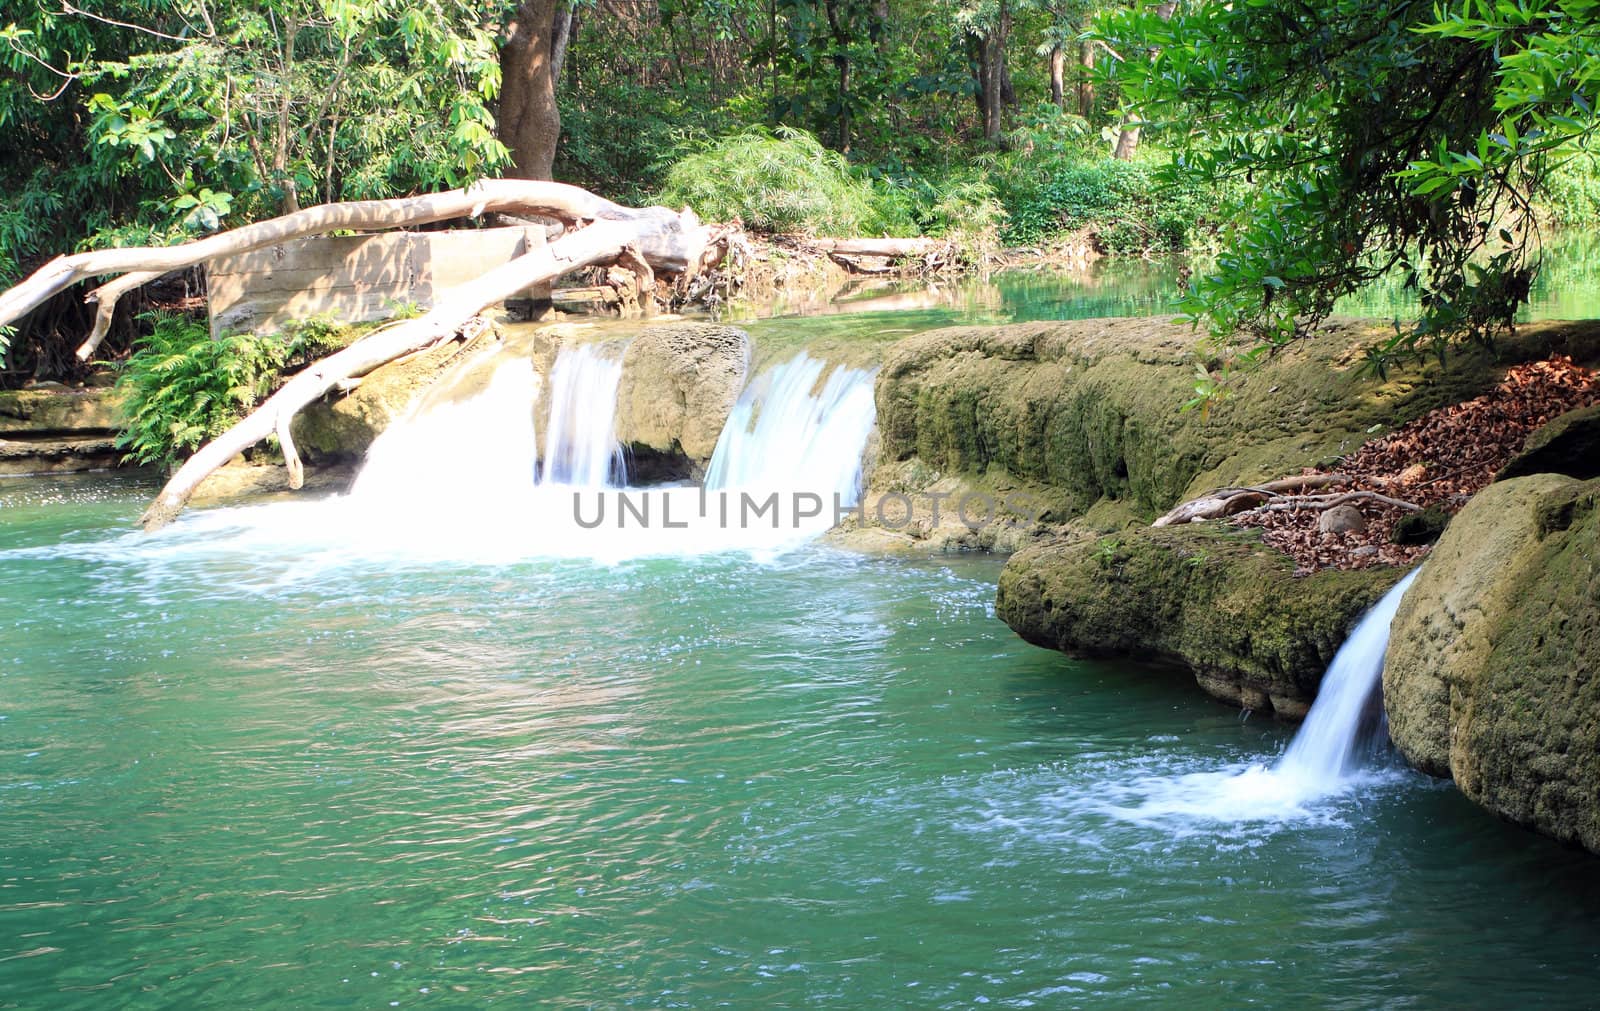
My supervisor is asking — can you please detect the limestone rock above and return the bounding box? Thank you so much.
[1497,401,1600,482]
[1385,474,1600,852]
[0,386,122,435]
[874,316,1600,530]
[613,323,750,472]
[1317,503,1366,534]
[1390,504,1450,546]
[996,522,1404,719]
[291,340,465,462]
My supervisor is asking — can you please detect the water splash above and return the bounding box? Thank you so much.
[541,342,627,487]
[350,356,539,506]
[79,349,879,571]
[1103,568,1421,825]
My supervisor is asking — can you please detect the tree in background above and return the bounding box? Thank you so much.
[1101,0,1600,372]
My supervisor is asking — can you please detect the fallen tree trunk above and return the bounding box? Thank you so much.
[138,214,704,531]
[0,180,699,360]
[1153,474,1349,527]
[790,236,946,259]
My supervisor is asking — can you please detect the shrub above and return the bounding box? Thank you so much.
[1542,148,1600,227]
[656,126,911,236]
[112,312,341,467]
[998,156,1229,254]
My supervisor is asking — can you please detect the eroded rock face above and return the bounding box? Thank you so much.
[997,523,1404,719]
[1498,402,1600,481]
[613,323,750,476]
[290,341,466,463]
[0,386,124,474]
[1385,474,1600,852]
[877,317,1600,524]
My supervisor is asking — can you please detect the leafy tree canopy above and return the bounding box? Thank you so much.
[1100,0,1600,374]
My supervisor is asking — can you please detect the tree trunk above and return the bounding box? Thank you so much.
[1113,2,1173,160]
[1077,41,1094,118]
[823,0,853,153]
[1113,124,1141,160]
[1049,44,1066,110]
[499,0,571,180]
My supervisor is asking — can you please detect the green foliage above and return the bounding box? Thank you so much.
[1543,147,1600,226]
[114,313,279,467]
[998,156,1222,253]
[915,172,1008,264]
[112,311,342,467]
[657,126,912,235]
[1100,0,1600,373]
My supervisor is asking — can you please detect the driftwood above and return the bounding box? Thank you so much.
[1250,490,1424,514]
[793,236,945,259]
[0,180,705,360]
[1152,474,1349,527]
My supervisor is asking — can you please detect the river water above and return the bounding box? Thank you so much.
[5,249,1600,1007]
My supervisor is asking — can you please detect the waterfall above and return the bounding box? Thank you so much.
[1274,568,1421,783]
[350,356,540,505]
[705,352,877,506]
[540,342,627,487]
[151,345,876,566]
[1107,568,1421,824]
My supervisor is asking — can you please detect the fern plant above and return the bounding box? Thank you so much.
[113,313,288,468]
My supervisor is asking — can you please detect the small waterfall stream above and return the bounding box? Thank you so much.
[705,352,877,504]
[1108,568,1421,824]
[1275,568,1421,783]
[540,343,627,487]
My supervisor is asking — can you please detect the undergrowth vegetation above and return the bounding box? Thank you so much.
[114,313,346,467]
[653,121,1220,260]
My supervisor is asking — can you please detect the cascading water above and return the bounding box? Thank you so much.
[540,342,627,487]
[1105,568,1421,824]
[1274,567,1421,784]
[113,344,876,566]
[705,352,877,504]
[350,357,541,506]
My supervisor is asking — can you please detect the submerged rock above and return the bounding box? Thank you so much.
[996,523,1404,719]
[1386,474,1600,853]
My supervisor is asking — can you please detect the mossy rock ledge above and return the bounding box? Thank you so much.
[875,316,1600,523]
[884,315,1600,718]
[1386,474,1600,853]
[997,524,1404,718]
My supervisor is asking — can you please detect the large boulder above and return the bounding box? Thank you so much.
[1498,402,1600,482]
[1385,474,1600,852]
[613,322,750,477]
[997,523,1405,719]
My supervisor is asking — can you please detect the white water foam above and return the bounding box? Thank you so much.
[1101,568,1422,826]
[540,342,627,487]
[63,348,880,573]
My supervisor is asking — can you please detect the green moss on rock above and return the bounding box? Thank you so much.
[997,523,1404,718]
[1386,474,1600,852]
[877,317,1600,522]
